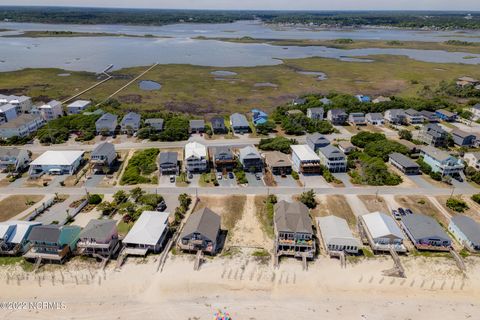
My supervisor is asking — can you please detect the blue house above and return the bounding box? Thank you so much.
[435,109,457,122]
[355,95,371,103]
[252,109,268,126]
[0,221,42,255]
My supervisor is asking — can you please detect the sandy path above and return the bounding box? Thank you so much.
[428,196,453,221]
[344,194,369,216]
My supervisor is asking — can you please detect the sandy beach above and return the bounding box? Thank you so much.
[0,250,479,320]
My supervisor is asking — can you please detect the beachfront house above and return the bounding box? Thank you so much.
[420,146,464,177]
[144,118,164,132]
[388,152,420,175]
[435,109,457,122]
[264,151,292,176]
[0,114,45,139]
[401,214,451,251]
[252,109,268,126]
[418,123,448,147]
[469,104,480,121]
[306,133,330,152]
[449,215,480,252]
[317,216,360,254]
[239,146,263,173]
[67,100,91,115]
[24,225,81,263]
[76,219,120,257]
[189,119,205,134]
[29,150,84,177]
[211,116,227,134]
[384,109,406,125]
[291,144,321,174]
[178,207,221,255]
[405,109,423,124]
[121,211,170,255]
[365,113,384,125]
[95,113,118,136]
[120,112,141,134]
[318,145,347,173]
[327,109,348,125]
[359,212,406,253]
[464,152,480,170]
[158,152,179,176]
[230,113,250,134]
[212,146,236,172]
[306,107,324,120]
[185,141,208,173]
[90,142,116,173]
[451,129,476,147]
[39,100,63,121]
[348,112,367,126]
[0,147,30,172]
[0,221,41,255]
[274,201,315,259]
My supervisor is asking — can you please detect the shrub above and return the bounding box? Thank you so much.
[471,194,480,204]
[364,140,410,161]
[299,189,317,209]
[416,157,432,175]
[258,137,297,154]
[399,129,413,141]
[291,171,299,180]
[88,194,102,205]
[430,171,442,181]
[446,198,469,213]
[351,131,386,148]
[234,168,248,184]
[120,148,160,185]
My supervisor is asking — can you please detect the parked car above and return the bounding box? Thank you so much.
[392,210,401,220]
[188,172,193,179]
[398,208,406,216]
[255,173,261,180]
[217,173,222,180]
[169,175,175,183]
[405,208,413,215]
[228,172,234,180]
[455,175,464,182]
[156,200,167,212]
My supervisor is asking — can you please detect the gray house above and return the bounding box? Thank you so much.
[76,219,120,257]
[239,146,263,173]
[327,109,348,125]
[95,113,118,136]
[366,113,384,125]
[306,133,330,152]
[318,145,347,173]
[212,146,236,172]
[230,113,250,134]
[211,117,227,134]
[120,112,141,134]
[405,108,424,124]
[418,123,448,147]
[348,112,367,126]
[274,201,315,259]
[401,214,451,251]
[451,129,476,147]
[144,118,164,132]
[178,207,221,255]
[306,107,324,120]
[384,109,406,124]
[389,152,420,175]
[189,119,205,134]
[90,142,116,173]
[317,216,360,254]
[158,152,179,176]
[419,110,439,123]
[0,148,30,172]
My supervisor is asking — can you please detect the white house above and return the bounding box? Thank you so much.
[0,220,42,255]
[291,144,321,174]
[29,150,84,176]
[0,94,32,113]
[317,216,360,254]
[359,212,406,253]
[449,215,480,252]
[0,114,45,139]
[365,113,384,125]
[39,100,63,121]
[420,146,464,177]
[122,211,170,255]
[0,103,18,124]
[184,141,208,173]
[67,100,91,115]
[469,104,480,121]
[464,152,480,170]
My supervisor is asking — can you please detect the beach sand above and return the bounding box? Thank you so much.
[0,250,479,320]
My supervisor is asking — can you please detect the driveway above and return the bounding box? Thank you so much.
[84,174,104,188]
[301,174,330,188]
[275,175,298,187]
[35,195,84,225]
[158,174,176,187]
[408,174,435,189]
[187,174,201,188]
[217,174,237,187]
[333,173,353,187]
[246,172,265,187]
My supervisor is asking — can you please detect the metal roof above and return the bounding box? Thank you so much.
[274,201,312,234]
[291,144,320,161]
[306,133,330,146]
[450,215,480,246]
[5,221,42,244]
[67,100,91,108]
[389,152,419,169]
[96,113,118,128]
[361,212,404,240]
[92,142,115,157]
[180,207,221,242]
[230,113,249,127]
[123,211,169,246]
[366,113,383,120]
[185,141,207,159]
[31,150,84,166]
[28,225,61,243]
[317,216,360,248]
[402,214,450,242]
[189,119,205,128]
[121,112,141,126]
[239,145,261,160]
[0,114,42,129]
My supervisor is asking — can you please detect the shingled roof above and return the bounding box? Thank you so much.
[180,207,221,242]
[274,201,312,234]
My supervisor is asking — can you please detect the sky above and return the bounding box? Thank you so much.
[0,0,479,11]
